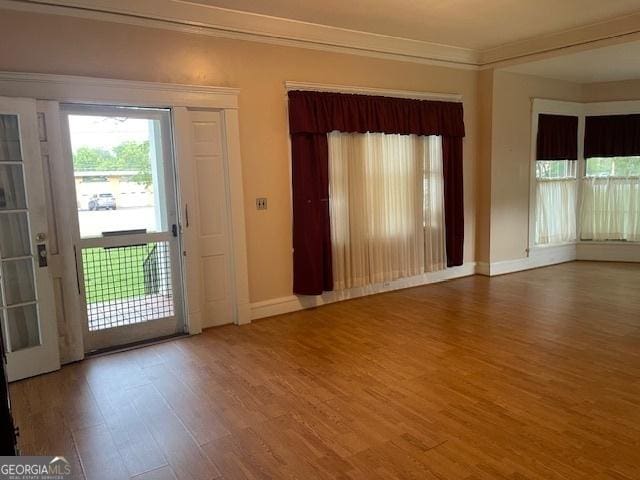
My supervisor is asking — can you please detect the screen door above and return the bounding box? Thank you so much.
[0,97,60,381]
[62,105,184,352]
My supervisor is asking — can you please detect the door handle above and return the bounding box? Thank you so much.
[73,245,81,295]
[172,224,178,237]
[36,244,48,268]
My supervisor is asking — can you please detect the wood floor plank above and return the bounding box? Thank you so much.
[89,385,168,477]
[9,262,640,479]
[73,423,129,480]
[128,384,221,480]
[131,466,178,480]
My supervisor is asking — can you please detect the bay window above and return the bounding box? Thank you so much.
[533,108,640,248]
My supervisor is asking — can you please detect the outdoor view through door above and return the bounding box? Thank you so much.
[65,106,183,351]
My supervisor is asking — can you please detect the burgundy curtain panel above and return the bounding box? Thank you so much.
[536,114,579,160]
[290,133,333,294]
[442,136,464,267]
[584,114,640,158]
[288,90,466,295]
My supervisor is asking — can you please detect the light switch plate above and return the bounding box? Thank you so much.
[256,197,267,210]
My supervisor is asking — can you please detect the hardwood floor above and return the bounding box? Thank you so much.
[10,261,640,479]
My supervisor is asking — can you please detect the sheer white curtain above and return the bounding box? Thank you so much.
[535,179,577,244]
[580,177,640,241]
[328,132,445,291]
[534,160,577,245]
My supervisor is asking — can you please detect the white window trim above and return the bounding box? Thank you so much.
[529,98,640,256]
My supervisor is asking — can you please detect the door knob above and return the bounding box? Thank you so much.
[37,244,48,268]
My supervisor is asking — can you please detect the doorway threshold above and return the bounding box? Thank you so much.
[85,332,189,358]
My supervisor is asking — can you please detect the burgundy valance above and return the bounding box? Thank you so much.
[584,114,640,158]
[536,114,578,161]
[289,90,465,137]
[289,90,465,295]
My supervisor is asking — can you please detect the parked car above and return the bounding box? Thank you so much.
[88,193,117,211]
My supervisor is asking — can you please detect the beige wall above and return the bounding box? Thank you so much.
[0,9,478,303]
[583,78,640,102]
[487,71,582,262]
[475,69,494,263]
[481,72,640,264]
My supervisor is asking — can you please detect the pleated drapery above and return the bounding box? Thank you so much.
[289,90,465,295]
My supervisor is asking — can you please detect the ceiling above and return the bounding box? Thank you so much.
[189,0,640,50]
[503,40,640,83]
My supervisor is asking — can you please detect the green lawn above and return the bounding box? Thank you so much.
[82,245,155,304]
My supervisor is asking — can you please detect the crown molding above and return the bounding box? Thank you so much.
[1,0,479,68]
[480,11,640,66]
[3,0,640,71]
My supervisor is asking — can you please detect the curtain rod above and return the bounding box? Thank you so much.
[285,81,463,102]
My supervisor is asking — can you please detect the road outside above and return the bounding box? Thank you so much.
[78,206,158,237]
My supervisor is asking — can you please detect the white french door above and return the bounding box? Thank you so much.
[0,97,60,381]
[61,105,185,353]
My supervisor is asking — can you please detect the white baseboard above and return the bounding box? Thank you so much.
[249,243,638,321]
[576,242,640,262]
[475,262,490,276]
[476,241,640,277]
[250,262,476,321]
[476,244,577,276]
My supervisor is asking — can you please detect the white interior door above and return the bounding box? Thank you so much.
[173,109,235,329]
[0,97,60,381]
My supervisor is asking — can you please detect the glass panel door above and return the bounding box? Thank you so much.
[0,97,60,381]
[0,114,41,353]
[62,105,184,352]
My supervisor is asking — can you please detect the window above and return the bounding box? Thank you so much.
[533,113,579,246]
[328,132,445,290]
[581,156,640,242]
[534,159,577,245]
[585,156,640,177]
[532,106,640,248]
[536,160,577,179]
[67,113,167,238]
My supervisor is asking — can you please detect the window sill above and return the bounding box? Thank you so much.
[530,240,640,251]
[529,242,576,251]
[578,240,640,245]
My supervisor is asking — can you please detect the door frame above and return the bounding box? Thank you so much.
[0,71,250,362]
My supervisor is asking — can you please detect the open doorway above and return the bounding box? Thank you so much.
[62,105,185,352]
